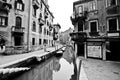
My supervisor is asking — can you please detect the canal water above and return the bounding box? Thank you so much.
[11,46,78,80]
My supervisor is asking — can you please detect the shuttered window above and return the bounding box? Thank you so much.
[90,21,98,32]
[14,0,24,11]
[0,16,8,26]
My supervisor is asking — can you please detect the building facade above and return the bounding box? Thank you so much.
[53,23,61,45]
[0,0,54,54]
[59,27,73,44]
[70,0,120,60]
[27,0,54,51]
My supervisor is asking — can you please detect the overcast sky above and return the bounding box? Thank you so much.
[48,0,77,32]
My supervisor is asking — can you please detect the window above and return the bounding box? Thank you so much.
[39,25,42,34]
[89,20,98,32]
[92,2,96,10]
[33,7,37,16]
[40,3,42,9]
[44,28,46,35]
[39,13,42,18]
[108,18,118,31]
[32,21,36,32]
[32,38,35,45]
[78,6,83,14]
[43,39,47,44]
[78,21,83,31]
[0,16,8,26]
[16,17,22,27]
[89,2,96,11]
[106,0,117,7]
[15,0,24,11]
[39,39,41,45]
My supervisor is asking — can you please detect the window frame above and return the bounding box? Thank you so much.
[106,0,117,7]
[89,1,96,11]
[32,38,35,45]
[0,16,8,27]
[89,20,98,32]
[15,0,24,11]
[78,21,84,32]
[16,16,22,27]
[39,24,42,34]
[78,6,83,14]
[107,18,119,31]
[39,39,41,45]
[32,21,36,32]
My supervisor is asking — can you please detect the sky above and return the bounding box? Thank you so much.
[48,0,78,32]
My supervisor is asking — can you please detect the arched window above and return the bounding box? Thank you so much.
[44,28,46,35]
[32,21,36,32]
[16,17,22,27]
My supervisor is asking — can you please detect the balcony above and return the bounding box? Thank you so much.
[70,32,87,42]
[89,32,100,37]
[33,0,39,9]
[0,1,12,14]
[38,18,45,26]
[11,26,25,34]
[106,5,119,15]
[49,24,53,31]
[44,12,48,19]
[70,11,88,25]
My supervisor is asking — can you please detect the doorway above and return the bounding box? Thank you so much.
[14,36,22,46]
[77,43,84,56]
[106,41,120,61]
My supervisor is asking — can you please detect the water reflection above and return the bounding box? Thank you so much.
[53,57,61,72]
[12,46,79,80]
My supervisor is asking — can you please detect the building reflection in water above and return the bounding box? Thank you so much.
[13,57,54,80]
[53,57,61,72]
[12,46,79,80]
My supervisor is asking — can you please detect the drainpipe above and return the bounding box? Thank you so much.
[27,0,31,52]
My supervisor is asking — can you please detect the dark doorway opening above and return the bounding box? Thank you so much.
[106,41,120,61]
[14,36,22,46]
[77,43,84,56]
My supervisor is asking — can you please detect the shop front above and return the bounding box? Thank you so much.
[86,38,106,60]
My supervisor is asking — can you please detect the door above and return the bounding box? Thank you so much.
[14,36,21,46]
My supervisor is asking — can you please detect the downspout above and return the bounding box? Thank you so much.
[27,0,31,52]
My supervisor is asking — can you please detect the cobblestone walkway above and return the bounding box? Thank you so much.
[81,58,120,80]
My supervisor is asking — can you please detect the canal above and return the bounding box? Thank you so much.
[5,46,80,80]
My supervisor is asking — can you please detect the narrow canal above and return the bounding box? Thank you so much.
[5,47,79,80]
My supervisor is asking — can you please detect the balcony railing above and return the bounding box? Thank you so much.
[49,24,53,31]
[89,32,100,37]
[106,5,119,15]
[0,1,12,13]
[44,12,48,19]
[33,0,39,9]
[38,18,45,26]
[70,32,87,42]
[11,26,25,33]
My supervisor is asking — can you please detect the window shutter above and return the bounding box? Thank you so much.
[5,17,8,26]
[22,3,24,11]
[14,1,17,9]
